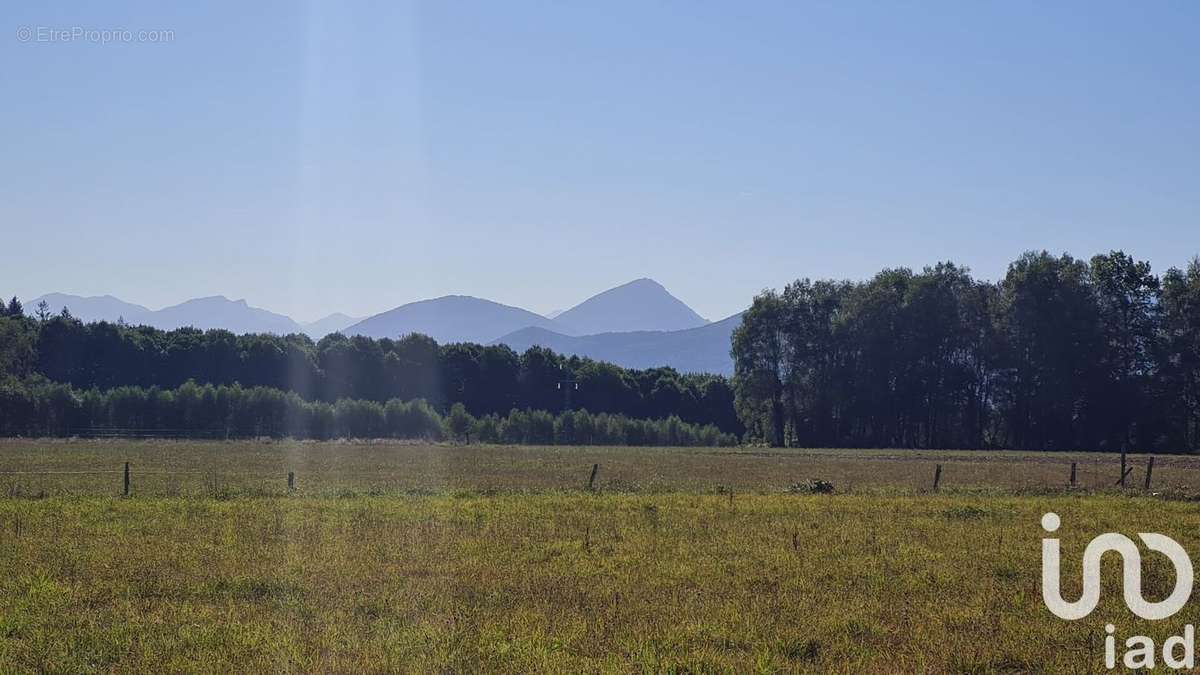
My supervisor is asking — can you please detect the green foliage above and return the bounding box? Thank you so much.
[10,310,740,434]
[0,316,37,378]
[733,251,1200,453]
[445,402,475,442]
[1162,259,1200,450]
[0,378,734,446]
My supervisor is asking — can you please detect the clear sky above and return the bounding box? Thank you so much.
[3,1,1197,322]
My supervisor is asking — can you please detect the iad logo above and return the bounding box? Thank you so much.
[1041,512,1198,670]
[1041,512,1193,620]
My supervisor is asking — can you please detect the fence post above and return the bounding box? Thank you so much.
[588,463,599,490]
[287,471,295,492]
[1120,445,1128,488]
[123,462,130,497]
[933,464,943,491]
[1070,462,1077,488]
[1144,457,1154,490]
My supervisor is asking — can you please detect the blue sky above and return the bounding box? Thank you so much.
[3,1,1197,322]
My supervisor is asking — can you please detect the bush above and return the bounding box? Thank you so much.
[445,402,475,443]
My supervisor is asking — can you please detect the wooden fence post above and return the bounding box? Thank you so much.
[1070,462,1077,488]
[287,471,295,492]
[1120,445,1128,487]
[123,462,130,497]
[588,463,599,490]
[1144,457,1154,490]
[933,464,943,491]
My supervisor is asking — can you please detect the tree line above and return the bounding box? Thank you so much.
[0,301,740,435]
[0,377,736,446]
[732,251,1200,452]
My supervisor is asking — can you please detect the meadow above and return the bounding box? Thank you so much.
[2,440,1200,673]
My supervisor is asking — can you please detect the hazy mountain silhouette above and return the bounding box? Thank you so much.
[494,312,743,375]
[302,313,362,338]
[148,296,305,334]
[32,293,307,334]
[31,293,151,324]
[30,280,730,370]
[552,278,708,335]
[343,295,559,344]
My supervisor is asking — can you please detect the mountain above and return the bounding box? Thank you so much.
[31,293,151,324]
[302,313,362,339]
[343,295,560,344]
[552,278,708,335]
[494,312,744,375]
[30,293,307,335]
[28,280,729,369]
[147,296,305,334]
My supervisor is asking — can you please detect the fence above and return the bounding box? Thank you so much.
[0,453,1177,498]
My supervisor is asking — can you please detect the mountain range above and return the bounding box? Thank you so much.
[340,279,706,341]
[30,278,741,373]
[492,313,742,375]
[32,293,359,338]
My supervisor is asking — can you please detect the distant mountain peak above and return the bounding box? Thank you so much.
[494,311,744,375]
[310,312,355,322]
[343,295,559,344]
[185,295,246,305]
[30,293,152,324]
[143,295,302,334]
[29,292,302,334]
[301,312,363,339]
[551,278,708,335]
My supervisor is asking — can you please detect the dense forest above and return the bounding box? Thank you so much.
[733,251,1200,452]
[0,297,740,440]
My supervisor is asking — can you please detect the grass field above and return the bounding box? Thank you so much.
[2,440,1199,672]
[1,438,1196,497]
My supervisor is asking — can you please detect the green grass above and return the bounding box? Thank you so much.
[2,440,1199,672]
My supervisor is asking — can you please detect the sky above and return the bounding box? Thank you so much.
[2,1,1197,322]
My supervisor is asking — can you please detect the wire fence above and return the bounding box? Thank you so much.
[0,452,1180,499]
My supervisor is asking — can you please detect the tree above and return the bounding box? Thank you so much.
[1161,258,1200,451]
[995,252,1105,450]
[727,250,1183,452]
[1089,251,1161,449]
[731,290,789,446]
[0,317,37,377]
[34,300,51,323]
[6,297,22,317]
[445,402,475,443]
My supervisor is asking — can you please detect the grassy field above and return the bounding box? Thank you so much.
[1,438,1196,497]
[2,440,1199,672]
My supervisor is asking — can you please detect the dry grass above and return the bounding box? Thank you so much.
[1,440,1198,672]
[0,438,1193,497]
